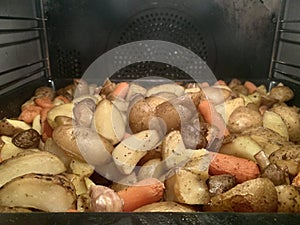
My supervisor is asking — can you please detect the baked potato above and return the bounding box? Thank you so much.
[205,178,278,212]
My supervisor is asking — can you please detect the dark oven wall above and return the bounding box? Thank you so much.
[44,0,280,81]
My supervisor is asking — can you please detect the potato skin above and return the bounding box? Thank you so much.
[276,185,300,212]
[269,145,300,176]
[205,178,278,212]
[134,201,196,212]
[227,106,262,133]
[128,96,166,133]
[269,85,294,102]
[271,104,300,142]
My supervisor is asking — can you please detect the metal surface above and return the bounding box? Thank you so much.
[270,0,300,84]
[45,0,279,80]
[0,212,300,225]
[0,0,50,95]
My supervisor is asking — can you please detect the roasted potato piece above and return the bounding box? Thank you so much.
[205,178,278,212]
[112,129,161,175]
[215,97,245,124]
[69,158,94,177]
[165,168,210,205]
[52,125,114,164]
[276,185,300,212]
[128,96,167,134]
[73,98,96,127]
[271,103,300,142]
[0,173,76,212]
[202,86,231,105]
[134,201,196,212]
[34,86,55,99]
[0,150,66,187]
[47,103,74,129]
[12,128,40,149]
[0,206,32,213]
[146,83,184,97]
[269,145,300,176]
[269,85,294,102]
[0,136,24,160]
[242,127,290,157]
[94,99,125,145]
[0,119,22,136]
[220,135,262,161]
[263,110,289,140]
[227,106,262,133]
[137,158,162,181]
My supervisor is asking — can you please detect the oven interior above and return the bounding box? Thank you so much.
[0,0,300,224]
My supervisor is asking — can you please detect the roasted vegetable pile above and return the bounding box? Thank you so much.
[0,78,300,213]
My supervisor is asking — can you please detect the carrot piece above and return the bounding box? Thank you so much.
[35,96,54,108]
[244,81,257,94]
[215,80,227,86]
[198,100,229,137]
[117,178,164,212]
[111,82,129,99]
[66,209,78,212]
[18,107,42,124]
[209,152,260,183]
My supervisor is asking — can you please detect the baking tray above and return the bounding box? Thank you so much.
[1,77,300,225]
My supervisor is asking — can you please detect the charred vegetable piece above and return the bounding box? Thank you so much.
[12,129,40,149]
[0,173,76,212]
[0,150,66,187]
[208,174,237,196]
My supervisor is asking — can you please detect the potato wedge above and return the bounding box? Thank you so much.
[134,201,196,212]
[65,173,88,196]
[206,178,278,212]
[94,99,125,145]
[271,104,300,142]
[69,158,94,177]
[52,125,114,164]
[276,185,300,212]
[269,145,300,176]
[146,83,184,97]
[125,83,147,101]
[165,168,210,205]
[47,103,74,129]
[0,206,32,213]
[0,150,66,187]
[0,136,24,160]
[112,130,161,175]
[0,174,76,212]
[215,97,245,124]
[263,111,289,140]
[220,135,262,161]
[6,119,31,131]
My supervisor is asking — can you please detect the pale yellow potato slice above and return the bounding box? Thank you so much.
[112,130,161,175]
[0,150,66,187]
[220,135,262,161]
[263,110,289,140]
[47,103,74,129]
[215,97,245,124]
[94,99,125,145]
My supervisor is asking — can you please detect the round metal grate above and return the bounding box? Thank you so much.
[54,49,82,78]
[116,9,208,61]
[107,8,215,81]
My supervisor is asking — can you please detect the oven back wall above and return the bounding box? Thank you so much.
[44,0,280,81]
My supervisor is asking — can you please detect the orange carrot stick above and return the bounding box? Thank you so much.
[209,152,260,183]
[18,106,42,124]
[244,81,257,94]
[198,100,229,137]
[111,82,129,99]
[215,80,227,86]
[117,178,164,212]
[35,96,54,108]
